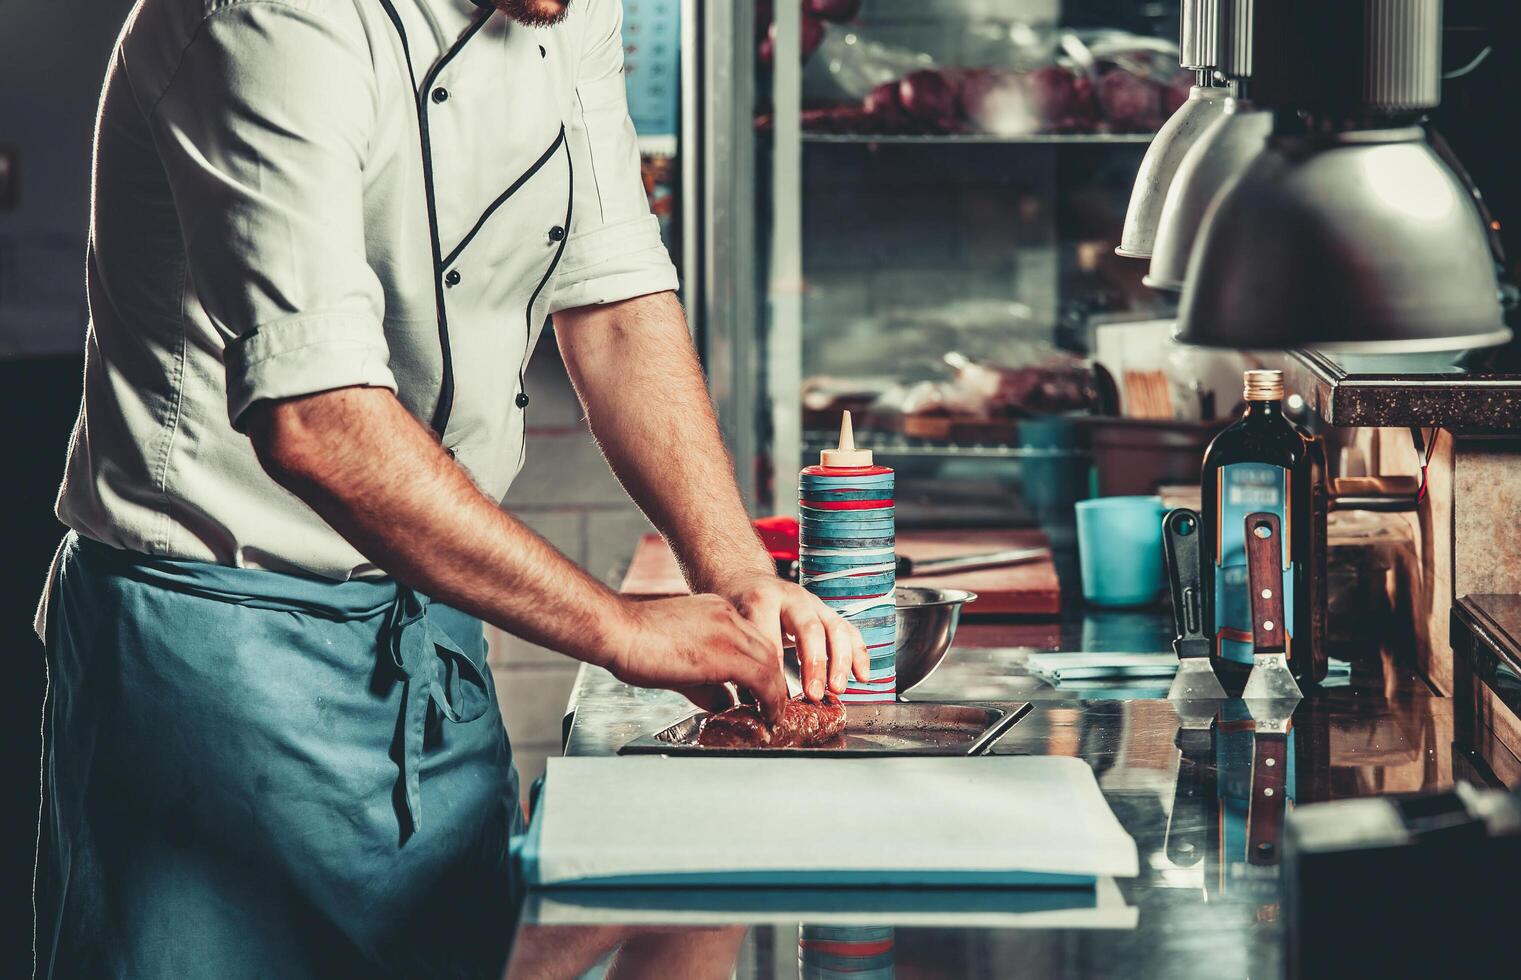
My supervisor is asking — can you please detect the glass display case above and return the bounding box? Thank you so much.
[686,0,1200,528]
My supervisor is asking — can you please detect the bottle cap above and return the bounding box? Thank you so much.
[820,411,874,468]
[1243,369,1285,402]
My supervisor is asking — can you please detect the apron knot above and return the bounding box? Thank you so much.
[384,586,491,833]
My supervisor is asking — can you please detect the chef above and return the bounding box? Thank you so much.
[33,0,868,975]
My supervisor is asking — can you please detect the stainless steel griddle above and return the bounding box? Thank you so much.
[618,701,1031,757]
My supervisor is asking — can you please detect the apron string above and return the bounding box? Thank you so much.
[383,585,492,835]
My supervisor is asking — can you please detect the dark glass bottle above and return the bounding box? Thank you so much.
[1200,370,1327,686]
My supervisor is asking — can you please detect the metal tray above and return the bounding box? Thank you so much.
[618,701,1031,757]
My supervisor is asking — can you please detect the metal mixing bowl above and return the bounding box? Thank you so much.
[785,586,977,698]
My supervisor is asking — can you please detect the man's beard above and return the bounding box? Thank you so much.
[494,0,571,27]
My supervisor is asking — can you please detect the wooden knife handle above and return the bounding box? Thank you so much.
[1244,512,1287,655]
[1247,731,1289,865]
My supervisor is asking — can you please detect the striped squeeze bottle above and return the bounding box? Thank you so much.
[798,412,897,702]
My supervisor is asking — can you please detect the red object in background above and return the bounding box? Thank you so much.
[752,515,800,562]
[1025,65,1092,126]
[801,13,827,59]
[898,69,960,130]
[864,80,907,129]
[793,58,1180,138]
[761,12,827,66]
[1096,68,1163,131]
[1164,69,1194,115]
[806,0,862,23]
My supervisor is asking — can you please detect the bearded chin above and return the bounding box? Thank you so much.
[494,0,572,27]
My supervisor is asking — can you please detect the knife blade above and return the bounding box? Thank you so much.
[896,546,1049,578]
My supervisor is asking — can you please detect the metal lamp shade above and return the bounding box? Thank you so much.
[1117,86,1231,259]
[1144,101,1272,291]
[1175,130,1510,352]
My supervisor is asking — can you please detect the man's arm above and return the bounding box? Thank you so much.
[554,291,870,701]
[245,387,787,718]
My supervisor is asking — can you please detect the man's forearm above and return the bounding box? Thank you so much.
[247,387,629,666]
[554,291,773,594]
[556,291,870,700]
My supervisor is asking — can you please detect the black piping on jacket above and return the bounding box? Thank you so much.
[376,0,491,437]
[516,139,574,467]
[376,2,576,445]
[443,126,567,269]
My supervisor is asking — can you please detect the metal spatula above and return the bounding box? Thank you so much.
[1164,704,1219,868]
[1240,512,1303,702]
[1163,508,1228,701]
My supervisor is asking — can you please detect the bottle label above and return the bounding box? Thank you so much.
[1215,462,1295,665]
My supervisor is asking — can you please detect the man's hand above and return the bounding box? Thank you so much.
[714,575,870,702]
[611,595,789,720]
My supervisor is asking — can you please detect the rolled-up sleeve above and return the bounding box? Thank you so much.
[549,0,680,314]
[148,0,394,429]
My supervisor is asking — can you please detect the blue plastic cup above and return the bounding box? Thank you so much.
[1075,495,1166,607]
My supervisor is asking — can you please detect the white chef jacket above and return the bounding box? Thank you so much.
[54,0,678,580]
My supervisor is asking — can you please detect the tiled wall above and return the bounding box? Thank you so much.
[486,333,655,790]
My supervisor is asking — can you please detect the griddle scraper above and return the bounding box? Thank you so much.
[1163,508,1227,701]
[1240,512,1303,702]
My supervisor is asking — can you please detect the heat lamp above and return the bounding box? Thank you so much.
[1175,0,1509,351]
[1145,0,1267,291]
[1116,0,1231,260]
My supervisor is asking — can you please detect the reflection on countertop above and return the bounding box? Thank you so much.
[513,607,1454,980]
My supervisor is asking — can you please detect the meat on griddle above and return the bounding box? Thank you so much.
[697,694,847,749]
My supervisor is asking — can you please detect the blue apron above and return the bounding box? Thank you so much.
[36,532,524,979]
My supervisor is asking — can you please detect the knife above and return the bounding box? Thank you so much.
[896,546,1049,578]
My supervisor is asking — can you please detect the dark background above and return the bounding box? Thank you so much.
[3,2,1520,977]
[3,1,137,975]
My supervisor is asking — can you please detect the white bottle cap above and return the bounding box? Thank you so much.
[819,411,874,468]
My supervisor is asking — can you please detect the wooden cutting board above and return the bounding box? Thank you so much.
[896,529,1060,616]
[619,528,1060,617]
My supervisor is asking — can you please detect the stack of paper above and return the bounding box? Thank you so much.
[524,878,1139,929]
[518,756,1139,889]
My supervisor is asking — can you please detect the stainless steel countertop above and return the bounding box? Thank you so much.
[509,608,1455,979]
